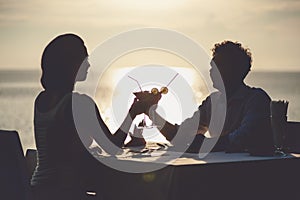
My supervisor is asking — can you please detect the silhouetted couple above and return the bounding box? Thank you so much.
[31,34,273,199]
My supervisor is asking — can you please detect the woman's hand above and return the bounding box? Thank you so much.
[129,91,162,118]
[129,98,144,118]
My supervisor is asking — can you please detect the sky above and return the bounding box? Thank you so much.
[0,0,299,71]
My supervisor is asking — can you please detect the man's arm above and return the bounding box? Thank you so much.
[97,98,145,148]
[148,96,211,142]
[148,110,178,141]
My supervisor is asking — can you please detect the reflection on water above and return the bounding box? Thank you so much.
[0,69,299,150]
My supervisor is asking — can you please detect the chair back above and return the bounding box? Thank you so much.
[286,121,300,153]
[0,130,32,200]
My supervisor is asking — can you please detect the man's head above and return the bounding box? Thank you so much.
[210,41,252,89]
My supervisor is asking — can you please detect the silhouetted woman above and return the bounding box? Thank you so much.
[31,34,143,200]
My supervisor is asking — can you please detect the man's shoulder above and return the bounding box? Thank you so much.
[199,91,224,109]
[247,86,271,101]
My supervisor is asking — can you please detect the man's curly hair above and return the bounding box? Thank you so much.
[212,41,252,80]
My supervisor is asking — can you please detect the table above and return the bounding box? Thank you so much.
[89,146,300,200]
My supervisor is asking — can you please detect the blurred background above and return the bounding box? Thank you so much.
[0,0,299,151]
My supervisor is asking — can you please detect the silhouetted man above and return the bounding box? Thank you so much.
[144,41,273,155]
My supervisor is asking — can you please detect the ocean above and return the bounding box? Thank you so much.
[0,69,299,152]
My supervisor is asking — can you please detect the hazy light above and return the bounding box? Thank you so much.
[95,65,207,143]
[109,0,184,11]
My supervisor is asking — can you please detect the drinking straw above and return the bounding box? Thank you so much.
[128,72,179,91]
[128,75,143,92]
[166,73,179,87]
[128,75,146,125]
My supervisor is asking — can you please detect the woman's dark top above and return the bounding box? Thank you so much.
[31,92,102,188]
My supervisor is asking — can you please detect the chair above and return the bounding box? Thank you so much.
[25,149,102,199]
[0,130,32,200]
[286,121,300,153]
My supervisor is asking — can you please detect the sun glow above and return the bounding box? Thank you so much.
[96,65,207,131]
[109,0,184,11]
[97,65,202,143]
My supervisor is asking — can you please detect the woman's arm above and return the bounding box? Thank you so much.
[94,97,146,148]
